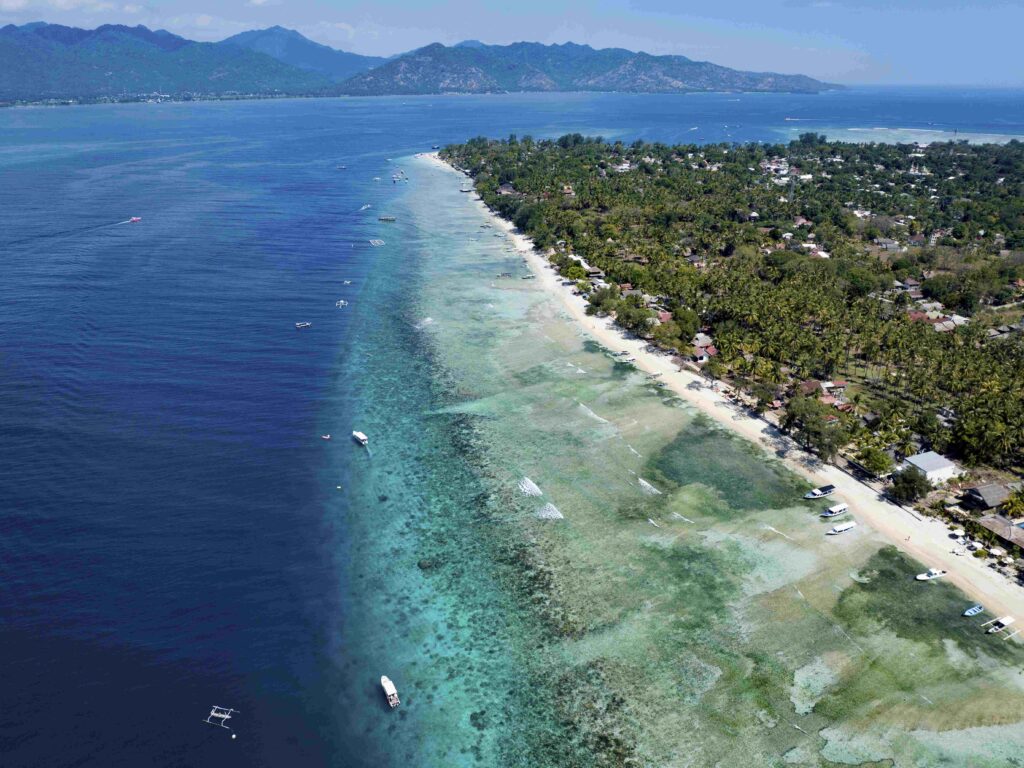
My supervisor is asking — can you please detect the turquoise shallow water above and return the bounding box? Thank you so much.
[3,92,1024,766]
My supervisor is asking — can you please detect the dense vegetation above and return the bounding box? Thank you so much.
[442,134,1024,471]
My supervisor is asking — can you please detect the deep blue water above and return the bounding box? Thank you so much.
[1,88,1023,767]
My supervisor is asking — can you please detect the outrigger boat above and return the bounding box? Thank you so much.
[352,431,369,447]
[381,676,400,708]
[204,705,239,733]
[336,300,349,307]
[295,322,312,329]
[983,616,1017,636]
[820,502,849,518]
[916,567,948,581]
[805,484,836,499]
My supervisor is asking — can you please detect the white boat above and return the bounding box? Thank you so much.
[381,675,400,708]
[963,604,984,617]
[321,434,331,441]
[916,567,948,581]
[827,521,857,535]
[336,300,349,307]
[343,280,353,285]
[295,322,312,329]
[986,616,1016,634]
[352,431,368,446]
[820,502,849,518]
[805,484,836,499]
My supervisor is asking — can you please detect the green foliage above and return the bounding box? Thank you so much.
[444,135,1024,468]
[857,445,894,477]
[890,467,931,504]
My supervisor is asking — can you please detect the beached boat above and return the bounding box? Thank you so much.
[352,431,368,446]
[984,616,1016,634]
[820,502,849,518]
[916,567,948,581]
[804,484,836,499]
[295,322,312,329]
[963,604,984,617]
[826,521,857,536]
[381,676,400,708]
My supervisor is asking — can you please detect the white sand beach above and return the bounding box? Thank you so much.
[423,152,1024,623]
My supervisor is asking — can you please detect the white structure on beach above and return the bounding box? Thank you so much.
[901,451,962,486]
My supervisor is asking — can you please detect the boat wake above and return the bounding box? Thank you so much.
[518,477,543,497]
[414,317,435,330]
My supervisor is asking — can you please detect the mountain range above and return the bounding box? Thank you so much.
[0,23,838,103]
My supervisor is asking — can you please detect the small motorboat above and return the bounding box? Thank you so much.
[343,280,353,285]
[963,604,984,617]
[352,431,368,447]
[336,300,349,307]
[804,484,836,499]
[128,216,142,223]
[321,434,331,441]
[381,676,400,708]
[820,502,849,518]
[916,568,948,581]
[827,521,857,535]
[295,322,312,329]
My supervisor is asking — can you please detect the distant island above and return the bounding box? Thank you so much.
[0,23,838,104]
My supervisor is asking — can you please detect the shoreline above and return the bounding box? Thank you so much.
[420,151,1024,624]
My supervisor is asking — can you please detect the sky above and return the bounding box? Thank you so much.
[0,0,1020,85]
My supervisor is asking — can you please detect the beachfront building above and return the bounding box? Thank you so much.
[902,451,963,486]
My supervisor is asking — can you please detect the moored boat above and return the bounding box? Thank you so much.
[804,484,836,499]
[352,431,368,446]
[820,502,849,518]
[381,675,400,708]
[827,521,857,535]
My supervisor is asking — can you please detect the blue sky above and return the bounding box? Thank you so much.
[0,0,1020,85]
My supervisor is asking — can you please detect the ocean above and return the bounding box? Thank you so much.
[2,89,1024,767]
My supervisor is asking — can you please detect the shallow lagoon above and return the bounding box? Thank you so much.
[398,156,1024,766]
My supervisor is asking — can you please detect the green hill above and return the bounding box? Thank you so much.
[338,41,836,95]
[218,26,385,82]
[0,23,329,101]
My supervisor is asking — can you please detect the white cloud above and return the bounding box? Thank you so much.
[122,3,142,13]
[194,13,212,27]
[0,0,29,10]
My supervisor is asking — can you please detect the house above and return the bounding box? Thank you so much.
[874,237,900,251]
[977,515,1024,552]
[657,311,673,324]
[497,183,518,196]
[822,380,847,399]
[686,254,707,269]
[901,451,962,486]
[798,379,822,397]
[693,344,718,364]
[964,484,1012,511]
[692,332,714,349]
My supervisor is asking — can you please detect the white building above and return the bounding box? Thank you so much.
[901,451,962,486]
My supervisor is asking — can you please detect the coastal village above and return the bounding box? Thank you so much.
[443,134,1024,600]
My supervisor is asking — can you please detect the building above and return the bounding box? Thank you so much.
[964,484,1012,511]
[902,451,962,486]
[977,514,1024,553]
